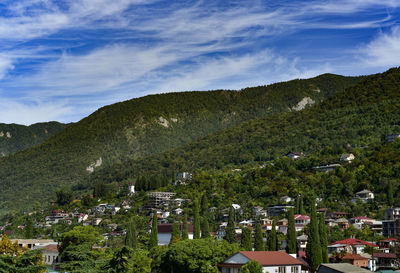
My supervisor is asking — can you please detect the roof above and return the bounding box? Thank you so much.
[39,244,58,253]
[379,238,397,242]
[351,216,374,220]
[372,253,396,258]
[329,238,377,248]
[317,263,372,273]
[295,214,310,220]
[239,251,302,266]
[355,189,372,194]
[340,253,368,260]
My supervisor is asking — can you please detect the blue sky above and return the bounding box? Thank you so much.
[0,0,400,124]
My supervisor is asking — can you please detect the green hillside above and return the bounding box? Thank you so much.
[0,74,362,212]
[93,67,400,184]
[0,122,68,156]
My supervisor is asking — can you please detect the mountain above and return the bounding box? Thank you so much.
[0,122,68,157]
[0,73,362,212]
[93,67,400,184]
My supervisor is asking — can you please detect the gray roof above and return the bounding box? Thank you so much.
[317,263,372,273]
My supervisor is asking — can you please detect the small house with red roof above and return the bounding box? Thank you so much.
[332,253,369,268]
[218,251,303,273]
[372,252,397,269]
[378,238,397,249]
[295,215,311,232]
[328,238,378,255]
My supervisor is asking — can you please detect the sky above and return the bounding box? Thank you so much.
[0,0,400,125]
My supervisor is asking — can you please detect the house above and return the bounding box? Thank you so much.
[35,244,60,265]
[372,253,397,269]
[378,238,397,250]
[295,215,310,226]
[328,238,378,255]
[147,192,176,208]
[327,212,350,220]
[216,222,227,240]
[383,208,400,237]
[278,218,288,234]
[45,210,70,225]
[335,218,350,230]
[157,223,194,245]
[317,263,373,273]
[332,253,369,268]
[173,172,192,186]
[253,206,268,217]
[352,190,374,203]
[297,234,308,252]
[387,134,400,143]
[218,251,303,273]
[172,208,183,215]
[349,217,375,229]
[340,153,355,162]
[280,196,294,203]
[313,164,341,172]
[268,205,294,217]
[12,239,55,250]
[286,152,304,160]
[128,182,135,195]
[83,218,102,226]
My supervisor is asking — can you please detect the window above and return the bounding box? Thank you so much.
[291,266,299,273]
[279,266,286,273]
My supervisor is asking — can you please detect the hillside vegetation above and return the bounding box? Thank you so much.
[0,122,67,156]
[0,74,362,212]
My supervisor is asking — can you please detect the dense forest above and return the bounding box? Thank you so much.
[0,73,363,213]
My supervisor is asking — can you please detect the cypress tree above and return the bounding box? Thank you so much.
[286,208,297,254]
[170,222,181,245]
[388,181,394,206]
[268,220,277,251]
[201,194,209,216]
[193,200,201,239]
[149,213,158,249]
[241,226,252,251]
[307,200,322,271]
[296,196,300,214]
[299,195,305,215]
[225,206,237,243]
[201,217,210,238]
[24,217,34,239]
[254,223,264,251]
[182,213,189,240]
[319,214,329,263]
[125,218,137,249]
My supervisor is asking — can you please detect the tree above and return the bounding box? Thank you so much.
[182,213,189,240]
[254,223,264,251]
[0,249,47,273]
[286,208,296,254]
[105,246,152,273]
[170,222,182,245]
[24,217,34,239]
[240,260,263,273]
[388,180,394,206]
[299,195,305,215]
[267,220,278,251]
[56,187,72,206]
[0,234,23,256]
[241,227,252,251]
[201,217,211,238]
[193,200,201,239]
[225,206,237,243]
[201,193,209,216]
[125,218,137,249]
[161,238,239,273]
[306,200,322,271]
[149,213,158,249]
[319,214,329,263]
[58,226,102,255]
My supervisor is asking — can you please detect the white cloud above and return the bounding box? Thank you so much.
[359,27,400,67]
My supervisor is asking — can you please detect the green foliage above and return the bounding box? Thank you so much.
[201,217,211,239]
[267,220,277,251]
[307,200,322,271]
[254,223,264,251]
[193,201,201,239]
[24,217,34,239]
[0,249,47,273]
[287,208,296,254]
[125,218,137,249]
[182,214,189,240]
[225,206,236,244]
[170,222,182,245]
[149,214,158,249]
[161,238,239,273]
[240,260,263,273]
[241,226,252,251]
[55,187,73,206]
[319,214,329,263]
[58,225,102,255]
[105,246,151,273]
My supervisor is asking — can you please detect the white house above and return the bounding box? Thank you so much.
[219,251,303,273]
[352,190,374,203]
[340,153,355,162]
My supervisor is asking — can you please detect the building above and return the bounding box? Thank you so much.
[297,234,308,252]
[157,223,194,245]
[147,192,176,208]
[352,190,374,203]
[286,152,304,160]
[268,205,294,217]
[387,134,400,143]
[11,239,55,250]
[382,208,400,237]
[328,238,377,255]
[36,244,60,265]
[372,253,397,269]
[218,251,303,273]
[317,263,373,273]
[349,217,375,228]
[340,153,355,162]
[378,238,397,250]
[333,253,369,268]
[313,164,341,172]
[280,196,294,203]
[327,212,350,220]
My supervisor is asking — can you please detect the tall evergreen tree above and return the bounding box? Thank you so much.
[267,220,277,251]
[182,213,189,240]
[307,200,322,271]
[201,193,209,217]
[193,200,201,239]
[149,213,158,249]
[201,217,210,238]
[286,208,297,254]
[24,217,34,239]
[296,196,300,214]
[254,223,264,251]
[388,180,394,206]
[170,222,181,245]
[319,214,329,263]
[124,218,137,249]
[241,227,252,251]
[225,206,237,243]
[299,195,305,215]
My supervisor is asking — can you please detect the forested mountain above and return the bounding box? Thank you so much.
[0,73,362,212]
[0,122,68,156]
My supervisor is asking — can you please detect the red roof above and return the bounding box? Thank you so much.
[379,238,397,242]
[373,253,397,258]
[239,251,302,266]
[330,238,377,248]
[295,215,310,220]
[341,253,368,260]
[351,216,374,220]
[40,244,58,253]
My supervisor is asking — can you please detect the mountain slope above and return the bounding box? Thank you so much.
[92,67,400,184]
[0,74,362,212]
[0,122,68,156]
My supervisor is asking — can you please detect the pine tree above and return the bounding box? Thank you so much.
[201,193,209,216]
[201,217,210,238]
[296,196,300,214]
[319,214,329,263]
[299,195,305,215]
[149,213,158,249]
[170,222,181,245]
[307,200,322,271]
[241,227,252,251]
[268,220,277,251]
[125,218,137,249]
[193,200,201,239]
[225,206,237,243]
[254,223,264,251]
[182,213,189,240]
[24,217,34,239]
[286,208,297,254]
[388,180,394,206]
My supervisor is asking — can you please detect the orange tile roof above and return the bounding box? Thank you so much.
[239,251,302,266]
